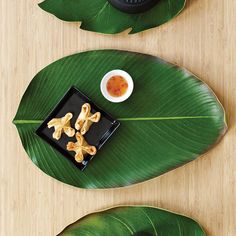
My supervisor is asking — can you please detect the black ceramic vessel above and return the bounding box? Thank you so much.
[108,0,159,14]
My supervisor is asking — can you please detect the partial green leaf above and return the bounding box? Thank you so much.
[58,206,206,236]
[38,0,186,34]
[13,50,227,188]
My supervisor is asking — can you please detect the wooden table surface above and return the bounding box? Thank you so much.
[1,0,236,235]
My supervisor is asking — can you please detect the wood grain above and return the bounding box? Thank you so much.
[0,0,235,235]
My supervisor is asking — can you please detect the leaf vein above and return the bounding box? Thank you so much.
[109,215,134,234]
[13,116,216,124]
[141,209,159,236]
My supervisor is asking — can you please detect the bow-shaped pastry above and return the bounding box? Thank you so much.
[47,113,75,140]
[75,103,101,135]
[67,132,97,163]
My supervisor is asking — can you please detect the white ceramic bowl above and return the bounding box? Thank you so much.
[100,69,134,103]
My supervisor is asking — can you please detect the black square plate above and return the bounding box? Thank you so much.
[36,86,120,171]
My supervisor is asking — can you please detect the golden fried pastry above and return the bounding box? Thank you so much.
[67,132,97,163]
[75,103,101,135]
[47,113,75,140]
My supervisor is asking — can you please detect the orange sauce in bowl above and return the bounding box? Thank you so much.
[106,76,128,97]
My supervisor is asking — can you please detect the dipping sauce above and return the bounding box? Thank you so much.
[106,76,128,97]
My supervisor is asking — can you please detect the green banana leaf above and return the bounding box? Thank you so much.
[58,206,206,235]
[13,50,227,189]
[38,0,186,34]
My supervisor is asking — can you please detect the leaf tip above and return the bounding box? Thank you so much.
[12,116,17,125]
[38,0,47,11]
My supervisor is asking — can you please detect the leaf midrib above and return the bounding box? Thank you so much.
[13,116,216,124]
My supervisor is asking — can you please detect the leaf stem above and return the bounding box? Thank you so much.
[118,116,215,121]
[13,120,43,124]
[13,116,215,125]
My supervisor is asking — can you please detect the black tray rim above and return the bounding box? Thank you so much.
[35,86,120,171]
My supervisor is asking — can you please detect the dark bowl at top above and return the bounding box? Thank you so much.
[108,0,159,14]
